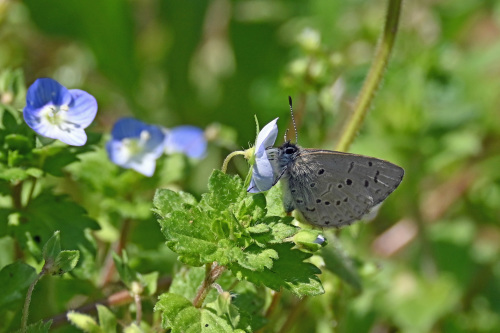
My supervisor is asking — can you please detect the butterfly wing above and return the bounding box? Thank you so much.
[284,149,404,228]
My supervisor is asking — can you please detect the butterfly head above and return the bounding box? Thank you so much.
[276,141,300,167]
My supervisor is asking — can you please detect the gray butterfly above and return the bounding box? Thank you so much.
[266,141,404,228]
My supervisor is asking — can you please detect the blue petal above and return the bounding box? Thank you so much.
[25,78,71,109]
[128,156,157,177]
[165,125,207,159]
[111,118,149,140]
[22,108,88,146]
[247,118,279,193]
[106,139,132,166]
[66,89,98,128]
[107,118,167,176]
[247,153,276,193]
[255,118,278,158]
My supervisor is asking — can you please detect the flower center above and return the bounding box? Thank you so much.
[122,130,151,156]
[42,104,69,126]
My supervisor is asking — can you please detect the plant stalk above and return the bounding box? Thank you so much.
[335,0,403,152]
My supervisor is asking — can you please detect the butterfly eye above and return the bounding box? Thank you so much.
[285,147,295,154]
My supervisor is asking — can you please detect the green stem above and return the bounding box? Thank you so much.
[221,150,246,173]
[335,0,403,152]
[21,269,45,332]
[10,182,23,210]
[26,177,37,207]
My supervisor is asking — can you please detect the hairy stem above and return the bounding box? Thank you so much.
[134,293,142,325]
[193,263,226,308]
[221,150,246,173]
[22,269,45,332]
[335,0,403,152]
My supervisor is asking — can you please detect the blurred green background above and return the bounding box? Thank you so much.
[2,0,500,332]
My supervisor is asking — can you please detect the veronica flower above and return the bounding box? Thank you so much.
[23,78,97,146]
[247,118,279,193]
[164,125,207,159]
[106,118,166,177]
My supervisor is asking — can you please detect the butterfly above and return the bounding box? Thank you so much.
[266,140,404,227]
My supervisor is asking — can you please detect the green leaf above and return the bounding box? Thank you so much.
[0,261,37,310]
[321,241,362,292]
[1,105,19,131]
[67,311,101,333]
[5,133,32,152]
[235,245,278,271]
[42,230,62,264]
[169,266,207,301]
[0,166,29,182]
[199,170,244,212]
[140,271,159,296]
[112,251,136,287]
[155,292,240,332]
[250,217,297,247]
[15,191,99,261]
[50,250,80,275]
[236,194,266,224]
[264,182,286,217]
[96,305,117,333]
[32,145,96,177]
[230,243,324,297]
[123,323,142,333]
[155,293,201,332]
[17,320,52,333]
[153,188,198,219]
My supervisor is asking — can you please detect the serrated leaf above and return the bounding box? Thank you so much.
[17,319,52,333]
[169,266,207,301]
[42,230,61,264]
[96,305,117,333]
[321,242,362,292]
[250,217,298,247]
[155,293,239,333]
[155,293,201,332]
[160,207,223,266]
[200,170,244,212]
[0,261,37,310]
[153,188,197,218]
[264,182,285,217]
[236,194,266,223]
[236,245,278,271]
[67,311,101,333]
[247,224,270,234]
[230,243,324,297]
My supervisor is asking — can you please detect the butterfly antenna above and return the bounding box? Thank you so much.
[288,96,298,143]
[284,128,289,142]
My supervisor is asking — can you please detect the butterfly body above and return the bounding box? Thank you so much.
[267,141,404,228]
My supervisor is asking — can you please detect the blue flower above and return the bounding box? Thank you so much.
[106,118,166,177]
[164,125,207,159]
[23,78,98,146]
[247,118,279,193]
